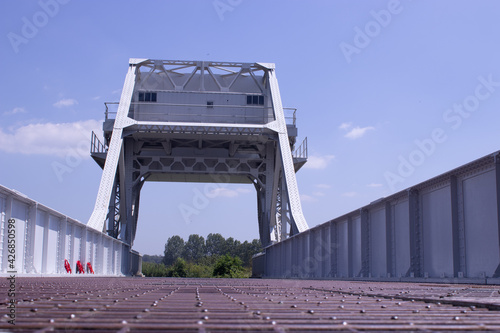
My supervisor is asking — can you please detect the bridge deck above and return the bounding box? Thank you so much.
[1,277,499,332]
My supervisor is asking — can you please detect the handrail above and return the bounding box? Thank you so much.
[90,131,107,154]
[293,137,308,159]
[104,102,297,125]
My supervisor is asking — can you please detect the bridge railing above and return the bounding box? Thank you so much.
[257,152,500,284]
[0,184,132,276]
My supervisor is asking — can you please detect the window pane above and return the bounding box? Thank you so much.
[253,95,258,104]
[139,92,144,102]
[247,95,252,104]
[145,92,151,102]
[151,92,157,102]
[258,95,264,105]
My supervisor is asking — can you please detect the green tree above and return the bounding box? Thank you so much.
[213,254,244,278]
[206,233,225,256]
[170,257,188,277]
[142,262,168,277]
[163,235,185,266]
[182,234,206,263]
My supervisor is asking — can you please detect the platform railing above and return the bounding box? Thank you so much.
[104,102,298,126]
[90,131,107,154]
[293,137,308,159]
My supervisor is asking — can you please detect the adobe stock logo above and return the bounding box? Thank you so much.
[384,74,500,191]
[339,0,405,64]
[7,0,71,54]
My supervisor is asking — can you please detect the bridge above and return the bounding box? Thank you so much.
[0,59,499,283]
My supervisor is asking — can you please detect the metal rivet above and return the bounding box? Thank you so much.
[391,316,398,320]
[308,310,314,314]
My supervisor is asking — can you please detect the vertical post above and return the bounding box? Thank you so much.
[360,209,370,277]
[408,189,423,277]
[59,217,67,274]
[330,221,338,277]
[347,217,353,277]
[41,213,49,274]
[385,202,394,277]
[494,154,500,278]
[450,176,462,277]
[25,203,37,274]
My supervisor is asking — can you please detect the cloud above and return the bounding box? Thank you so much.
[342,191,357,197]
[313,191,326,197]
[338,122,352,130]
[208,187,239,198]
[112,89,122,95]
[344,126,375,139]
[0,119,101,158]
[3,107,26,115]
[367,183,383,188]
[304,155,335,169]
[300,194,317,202]
[92,96,101,101]
[316,184,331,189]
[53,98,78,108]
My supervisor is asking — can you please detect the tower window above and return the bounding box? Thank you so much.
[246,95,264,105]
[207,101,214,108]
[139,92,157,102]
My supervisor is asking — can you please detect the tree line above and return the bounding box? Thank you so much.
[142,233,262,278]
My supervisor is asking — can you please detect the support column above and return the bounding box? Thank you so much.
[494,154,500,277]
[329,221,337,277]
[450,176,465,277]
[347,217,353,277]
[360,209,370,277]
[385,202,395,278]
[408,189,423,277]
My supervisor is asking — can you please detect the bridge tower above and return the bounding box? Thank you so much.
[88,59,309,247]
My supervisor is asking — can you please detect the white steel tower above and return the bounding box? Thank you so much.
[88,59,308,247]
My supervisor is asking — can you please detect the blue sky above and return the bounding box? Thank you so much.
[1,0,500,255]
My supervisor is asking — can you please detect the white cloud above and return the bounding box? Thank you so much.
[92,96,101,101]
[342,191,357,197]
[367,183,383,188]
[316,183,331,189]
[112,89,122,95]
[304,155,335,169]
[53,98,78,108]
[344,126,375,139]
[236,187,252,194]
[339,122,352,130]
[207,187,252,198]
[4,107,26,115]
[300,194,317,202]
[313,191,325,197]
[208,187,239,198]
[0,119,101,158]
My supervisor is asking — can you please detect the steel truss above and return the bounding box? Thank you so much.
[88,59,308,247]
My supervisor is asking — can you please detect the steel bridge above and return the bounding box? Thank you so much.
[0,59,499,284]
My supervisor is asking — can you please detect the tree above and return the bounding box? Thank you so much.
[163,235,185,266]
[170,258,187,277]
[182,234,206,263]
[213,254,244,278]
[206,233,225,256]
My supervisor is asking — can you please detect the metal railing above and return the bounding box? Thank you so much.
[91,131,107,154]
[293,137,308,159]
[104,102,298,126]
